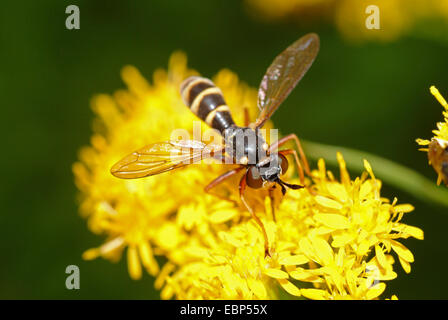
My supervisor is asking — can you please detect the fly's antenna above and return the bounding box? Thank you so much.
[276,179,303,195]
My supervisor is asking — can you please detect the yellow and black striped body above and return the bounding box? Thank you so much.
[180,76,294,191]
[180,76,236,134]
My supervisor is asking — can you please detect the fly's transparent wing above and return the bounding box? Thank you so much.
[110,140,223,179]
[254,33,320,128]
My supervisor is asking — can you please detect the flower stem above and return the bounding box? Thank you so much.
[302,140,448,207]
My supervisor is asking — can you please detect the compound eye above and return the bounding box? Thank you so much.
[246,166,263,189]
[279,154,289,175]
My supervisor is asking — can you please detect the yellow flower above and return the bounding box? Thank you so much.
[244,0,448,42]
[155,155,423,300]
[74,52,423,299]
[417,86,448,185]
[73,52,259,279]
[297,155,423,299]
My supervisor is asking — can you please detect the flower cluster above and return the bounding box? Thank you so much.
[244,0,448,42]
[73,52,423,299]
[156,155,422,299]
[417,86,448,185]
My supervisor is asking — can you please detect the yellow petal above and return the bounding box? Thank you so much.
[363,160,375,179]
[278,279,301,297]
[248,278,267,298]
[209,209,237,224]
[99,237,124,255]
[430,85,448,108]
[139,241,159,276]
[321,266,344,292]
[326,183,348,202]
[380,269,397,281]
[299,238,315,260]
[408,225,424,240]
[310,236,334,265]
[185,246,210,258]
[314,213,349,229]
[127,246,142,280]
[312,226,334,235]
[335,246,345,266]
[279,254,309,266]
[263,268,289,279]
[332,233,355,247]
[336,152,350,185]
[222,268,238,297]
[416,138,430,146]
[155,263,175,290]
[277,241,296,252]
[359,181,372,199]
[391,240,414,262]
[346,270,357,296]
[366,282,386,300]
[399,256,411,273]
[219,231,243,247]
[301,288,327,300]
[394,204,414,214]
[156,223,180,250]
[375,245,390,271]
[82,248,100,260]
[289,269,322,282]
[357,240,370,256]
[315,196,343,210]
[395,224,424,240]
[317,158,326,179]
[160,284,174,300]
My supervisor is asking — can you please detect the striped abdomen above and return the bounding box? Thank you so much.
[180,76,235,134]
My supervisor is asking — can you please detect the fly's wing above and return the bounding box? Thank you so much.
[253,33,320,129]
[110,140,224,179]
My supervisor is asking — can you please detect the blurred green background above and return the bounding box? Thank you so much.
[1,0,447,299]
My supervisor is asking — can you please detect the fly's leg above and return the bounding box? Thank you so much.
[244,107,250,127]
[269,134,310,176]
[239,171,270,257]
[268,187,276,222]
[205,166,245,204]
